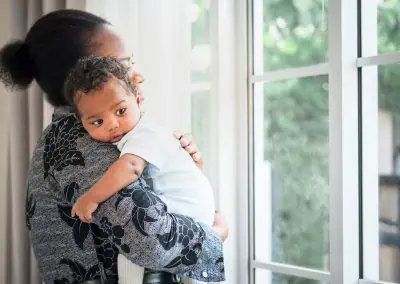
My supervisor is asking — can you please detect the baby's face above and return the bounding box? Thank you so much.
[76,77,141,143]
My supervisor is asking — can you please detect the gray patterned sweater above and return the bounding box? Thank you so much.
[26,106,225,284]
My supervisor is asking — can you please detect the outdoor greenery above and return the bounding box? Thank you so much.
[263,1,329,279]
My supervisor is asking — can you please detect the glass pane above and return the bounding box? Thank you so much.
[378,0,400,54]
[377,64,400,282]
[255,269,329,284]
[191,90,211,179]
[191,0,211,82]
[254,76,329,270]
[253,0,328,73]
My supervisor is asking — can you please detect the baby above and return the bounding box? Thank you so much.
[63,56,216,284]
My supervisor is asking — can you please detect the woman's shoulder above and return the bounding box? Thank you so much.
[29,110,119,181]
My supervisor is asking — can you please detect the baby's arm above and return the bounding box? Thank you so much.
[71,154,147,222]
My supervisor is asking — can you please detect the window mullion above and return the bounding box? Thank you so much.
[360,0,380,280]
[250,63,329,83]
[328,0,361,283]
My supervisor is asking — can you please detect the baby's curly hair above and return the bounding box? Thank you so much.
[63,55,136,109]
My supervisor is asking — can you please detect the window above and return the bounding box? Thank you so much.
[250,0,400,283]
[258,0,328,73]
[377,73,400,282]
[250,0,331,283]
[378,0,400,54]
[359,0,400,283]
[254,76,329,271]
[190,0,213,179]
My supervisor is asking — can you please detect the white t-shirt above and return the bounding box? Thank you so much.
[114,113,215,225]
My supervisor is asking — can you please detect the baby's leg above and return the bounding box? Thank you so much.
[118,254,144,284]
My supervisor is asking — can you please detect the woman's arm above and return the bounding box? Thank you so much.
[92,179,225,281]
[54,123,225,282]
[212,211,229,242]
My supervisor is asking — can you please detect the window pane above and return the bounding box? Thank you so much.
[255,269,328,284]
[191,0,211,82]
[253,0,328,73]
[190,0,212,179]
[376,64,400,282]
[191,90,211,179]
[253,76,329,270]
[378,0,400,54]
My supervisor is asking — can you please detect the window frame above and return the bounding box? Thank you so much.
[246,0,366,283]
[358,0,400,283]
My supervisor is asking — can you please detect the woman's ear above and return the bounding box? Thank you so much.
[136,94,143,105]
[130,71,145,104]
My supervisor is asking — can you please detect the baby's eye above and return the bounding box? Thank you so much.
[92,119,103,126]
[116,108,127,116]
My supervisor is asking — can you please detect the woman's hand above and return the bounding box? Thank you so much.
[173,130,203,170]
[212,211,229,242]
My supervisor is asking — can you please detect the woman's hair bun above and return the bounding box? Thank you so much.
[0,39,35,89]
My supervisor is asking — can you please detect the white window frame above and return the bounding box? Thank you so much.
[235,0,250,283]
[358,0,400,283]
[359,0,380,282]
[248,0,362,283]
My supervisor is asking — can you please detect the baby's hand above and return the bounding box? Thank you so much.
[71,194,98,223]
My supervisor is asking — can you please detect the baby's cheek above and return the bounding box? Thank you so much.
[89,128,106,142]
[121,118,136,133]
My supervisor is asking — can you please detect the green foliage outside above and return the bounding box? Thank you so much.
[379,1,400,116]
[263,1,329,278]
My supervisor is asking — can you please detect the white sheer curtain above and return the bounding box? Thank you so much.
[0,1,193,283]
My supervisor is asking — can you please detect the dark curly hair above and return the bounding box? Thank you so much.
[63,56,137,110]
[0,9,109,106]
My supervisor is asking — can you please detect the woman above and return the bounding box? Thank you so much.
[0,9,227,284]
